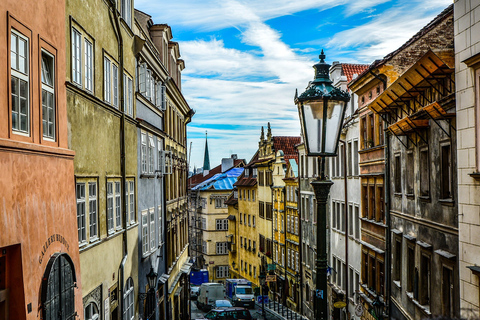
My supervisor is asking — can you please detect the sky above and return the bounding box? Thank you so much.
[135,0,452,171]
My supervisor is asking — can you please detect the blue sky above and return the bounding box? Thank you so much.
[135,0,452,170]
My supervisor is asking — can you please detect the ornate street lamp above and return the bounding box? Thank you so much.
[139,267,158,320]
[294,50,350,320]
[372,295,384,320]
[147,267,158,289]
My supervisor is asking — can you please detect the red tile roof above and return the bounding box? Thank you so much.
[188,159,244,189]
[234,153,259,187]
[272,136,301,163]
[342,64,369,83]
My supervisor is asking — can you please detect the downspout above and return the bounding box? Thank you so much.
[108,1,127,317]
[339,140,348,319]
[385,129,392,318]
[297,174,303,316]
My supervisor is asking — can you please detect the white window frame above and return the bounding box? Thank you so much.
[121,0,132,28]
[123,278,134,320]
[76,183,86,244]
[11,30,30,134]
[141,132,147,174]
[148,135,155,174]
[88,182,98,240]
[216,242,228,255]
[107,181,114,234]
[84,302,99,320]
[71,28,82,85]
[41,50,55,140]
[104,57,111,103]
[115,181,122,230]
[158,205,163,246]
[112,64,119,108]
[158,141,165,176]
[84,39,93,92]
[129,180,135,224]
[149,208,155,252]
[142,210,149,255]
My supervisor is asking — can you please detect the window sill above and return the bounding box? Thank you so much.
[393,280,401,289]
[394,193,402,198]
[406,292,431,315]
[405,193,414,200]
[141,173,156,179]
[439,198,454,206]
[418,195,431,202]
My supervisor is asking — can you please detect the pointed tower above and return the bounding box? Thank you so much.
[203,131,210,176]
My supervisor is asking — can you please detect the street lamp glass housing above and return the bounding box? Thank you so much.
[147,267,158,289]
[295,50,350,157]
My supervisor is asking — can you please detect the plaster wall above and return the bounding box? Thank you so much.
[454,0,480,317]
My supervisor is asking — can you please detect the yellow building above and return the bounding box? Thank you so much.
[228,124,299,298]
[189,157,245,282]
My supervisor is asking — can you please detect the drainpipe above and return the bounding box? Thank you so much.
[108,1,127,317]
[297,174,303,316]
[339,140,349,319]
[384,129,392,318]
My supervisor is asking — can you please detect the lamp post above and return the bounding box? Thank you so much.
[373,295,384,320]
[259,272,267,320]
[139,267,159,320]
[295,49,350,320]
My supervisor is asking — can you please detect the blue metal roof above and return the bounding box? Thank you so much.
[192,167,244,191]
[289,159,298,177]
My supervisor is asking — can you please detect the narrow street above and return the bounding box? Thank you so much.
[190,300,286,320]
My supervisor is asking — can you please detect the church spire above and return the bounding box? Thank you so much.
[203,131,210,172]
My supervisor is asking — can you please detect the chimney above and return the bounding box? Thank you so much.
[221,158,234,173]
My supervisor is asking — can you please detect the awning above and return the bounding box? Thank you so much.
[368,50,454,115]
[435,249,455,259]
[158,273,170,285]
[388,117,429,136]
[412,100,455,120]
[168,261,193,295]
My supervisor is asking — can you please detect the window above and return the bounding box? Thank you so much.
[347,141,352,176]
[124,278,134,320]
[88,182,98,240]
[201,218,206,230]
[202,241,207,254]
[148,136,155,174]
[406,152,414,195]
[216,242,228,255]
[71,28,82,85]
[41,51,55,139]
[353,140,359,176]
[394,237,402,282]
[141,133,147,173]
[149,208,155,251]
[216,219,228,230]
[394,154,401,193]
[11,30,30,134]
[121,0,132,27]
[252,216,256,227]
[420,253,431,306]
[158,205,163,246]
[354,206,360,239]
[104,57,111,103]
[441,144,452,199]
[84,39,93,92]
[407,244,415,292]
[420,148,430,197]
[85,302,99,320]
[115,182,122,229]
[252,190,255,201]
[142,210,149,255]
[216,266,229,278]
[126,180,135,224]
[348,204,353,236]
[248,215,251,226]
[76,183,86,243]
[107,182,114,233]
[41,254,76,320]
[259,201,265,218]
[112,64,118,107]
[442,266,454,317]
[376,186,384,222]
[266,202,273,220]
[124,73,134,116]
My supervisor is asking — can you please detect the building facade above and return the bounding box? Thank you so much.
[189,156,244,282]
[67,0,140,319]
[328,62,367,320]
[454,0,480,317]
[0,0,84,319]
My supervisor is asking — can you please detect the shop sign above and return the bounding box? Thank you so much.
[266,275,276,282]
[334,301,346,308]
[39,234,70,264]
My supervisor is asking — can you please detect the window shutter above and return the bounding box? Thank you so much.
[139,63,146,94]
[159,150,166,176]
[165,151,173,175]
[161,84,166,111]
[155,82,161,107]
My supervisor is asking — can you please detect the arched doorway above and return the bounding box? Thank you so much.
[41,253,76,320]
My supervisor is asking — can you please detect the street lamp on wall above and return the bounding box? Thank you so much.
[139,267,158,320]
[295,49,350,320]
[372,295,384,320]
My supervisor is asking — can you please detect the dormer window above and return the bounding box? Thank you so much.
[245,168,250,176]
[253,168,257,177]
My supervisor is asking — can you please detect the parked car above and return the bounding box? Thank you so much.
[200,307,253,320]
[213,299,232,309]
[191,286,200,300]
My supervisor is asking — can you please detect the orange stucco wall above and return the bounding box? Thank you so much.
[0,0,83,319]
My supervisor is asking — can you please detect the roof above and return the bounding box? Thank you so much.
[188,159,244,188]
[272,136,300,163]
[349,4,453,88]
[288,159,298,177]
[234,153,259,187]
[341,64,369,84]
[191,167,244,191]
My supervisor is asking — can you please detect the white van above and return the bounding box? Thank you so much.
[197,283,226,311]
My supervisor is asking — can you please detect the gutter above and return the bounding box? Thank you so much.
[108,1,127,316]
[385,130,392,318]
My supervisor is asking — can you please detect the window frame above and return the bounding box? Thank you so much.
[41,49,56,140]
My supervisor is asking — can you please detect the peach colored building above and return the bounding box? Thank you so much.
[0,0,83,319]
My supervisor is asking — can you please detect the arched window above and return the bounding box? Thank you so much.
[41,253,76,320]
[124,277,134,320]
[85,302,99,320]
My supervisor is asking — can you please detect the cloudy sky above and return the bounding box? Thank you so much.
[135,0,452,170]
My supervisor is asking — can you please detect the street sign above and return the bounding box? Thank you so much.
[257,295,269,304]
[315,289,323,299]
[266,275,276,282]
[267,264,276,271]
